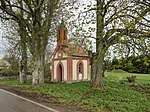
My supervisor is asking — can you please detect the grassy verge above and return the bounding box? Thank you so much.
[0,70,150,112]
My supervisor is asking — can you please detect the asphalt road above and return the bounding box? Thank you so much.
[0,89,58,112]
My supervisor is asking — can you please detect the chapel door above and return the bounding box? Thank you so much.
[58,64,63,82]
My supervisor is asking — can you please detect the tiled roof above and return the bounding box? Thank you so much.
[61,44,89,57]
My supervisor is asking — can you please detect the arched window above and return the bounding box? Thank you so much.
[79,63,83,73]
[58,30,61,40]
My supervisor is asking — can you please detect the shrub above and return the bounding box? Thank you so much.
[127,76,136,83]
[0,71,19,76]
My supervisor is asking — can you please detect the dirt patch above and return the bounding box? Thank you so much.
[130,85,150,94]
[0,86,88,112]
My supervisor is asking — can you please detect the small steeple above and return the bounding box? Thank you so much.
[57,19,68,46]
[60,18,65,27]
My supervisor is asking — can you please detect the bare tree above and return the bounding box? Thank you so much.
[0,0,77,85]
[0,12,28,84]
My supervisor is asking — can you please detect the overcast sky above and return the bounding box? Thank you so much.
[0,23,6,58]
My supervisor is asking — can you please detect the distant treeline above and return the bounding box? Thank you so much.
[105,55,150,74]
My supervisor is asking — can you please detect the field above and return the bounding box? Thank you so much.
[0,70,150,112]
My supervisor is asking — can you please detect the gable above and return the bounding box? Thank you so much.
[62,44,89,57]
[53,49,69,59]
[50,43,89,61]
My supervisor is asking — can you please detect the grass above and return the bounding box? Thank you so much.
[105,69,150,85]
[0,70,150,112]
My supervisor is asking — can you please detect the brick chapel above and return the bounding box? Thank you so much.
[51,21,90,83]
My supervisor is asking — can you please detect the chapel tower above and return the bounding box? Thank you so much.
[57,20,68,46]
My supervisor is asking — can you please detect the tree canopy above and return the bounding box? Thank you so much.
[0,0,76,84]
[70,0,150,90]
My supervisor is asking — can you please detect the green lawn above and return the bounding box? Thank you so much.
[0,70,150,112]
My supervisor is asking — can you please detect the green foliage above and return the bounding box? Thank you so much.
[111,55,150,74]
[0,70,150,112]
[44,63,51,77]
[0,54,19,76]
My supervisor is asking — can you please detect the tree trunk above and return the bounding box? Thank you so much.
[19,68,27,84]
[39,50,45,84]
[32,61,40,84]
[19,24,27,84]
[19,50,27,84]
[91,49,105,90]
[32,43,45,85]
[90,0,105,90]
[32,54,45,85]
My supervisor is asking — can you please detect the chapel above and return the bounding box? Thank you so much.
[51,21,90,83]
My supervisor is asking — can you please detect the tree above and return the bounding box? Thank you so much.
[90,0,150,89]
[121,55,150,74]
[0,0,58,84]
[71,0,149,90]
[2,53,19,74]
[0,0,77,85]
[0,18,27,84]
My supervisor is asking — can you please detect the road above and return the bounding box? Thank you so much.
[0,89,58,112]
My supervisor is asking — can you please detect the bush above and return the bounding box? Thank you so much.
[0,71,19,76]
[127,76,136,83]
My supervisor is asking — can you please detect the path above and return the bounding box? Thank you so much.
[0,89,58,112]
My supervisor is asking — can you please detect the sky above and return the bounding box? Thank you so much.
[0,23,6,58]
[0,21,10,59]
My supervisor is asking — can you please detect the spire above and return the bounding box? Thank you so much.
[57,19,68,46]
[59,18,66,28]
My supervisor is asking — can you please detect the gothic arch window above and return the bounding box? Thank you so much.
[79,63,83,73]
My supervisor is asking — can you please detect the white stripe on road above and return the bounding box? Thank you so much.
[0,89,59,112]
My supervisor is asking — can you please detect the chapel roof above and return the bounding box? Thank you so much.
[61,44,89,57]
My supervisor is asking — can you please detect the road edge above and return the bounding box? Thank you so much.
[0,89,59,112]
